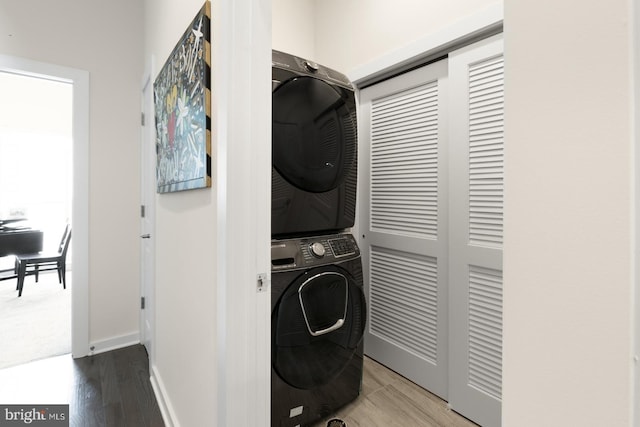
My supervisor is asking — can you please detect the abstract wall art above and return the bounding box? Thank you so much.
[153,1,211,193]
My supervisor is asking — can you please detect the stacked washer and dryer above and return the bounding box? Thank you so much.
[271,50,366,427]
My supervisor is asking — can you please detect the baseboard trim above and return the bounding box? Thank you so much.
[150,364,179,427]
[88,333,140,356]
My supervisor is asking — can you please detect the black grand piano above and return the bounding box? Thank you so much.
[0,219,43,280]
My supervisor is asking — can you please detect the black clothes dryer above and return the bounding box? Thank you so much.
[272,50,358,238]
[271,233,366,427]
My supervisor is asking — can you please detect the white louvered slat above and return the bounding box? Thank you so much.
[369,246,439,363]
[370,81,439,239]
[468,55,504,248]
[468,265,502,400]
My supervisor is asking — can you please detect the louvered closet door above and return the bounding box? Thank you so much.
[448,34,504,427]
[359,60,449,399]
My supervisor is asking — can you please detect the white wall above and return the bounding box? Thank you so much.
[145,0,271,425]
[273,0,315,59]
[144,1,218,424]
[0,0,144,346]
[314,0,500,73]
[503,0,635,426]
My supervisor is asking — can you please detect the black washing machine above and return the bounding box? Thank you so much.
[272,50,358,238]
[271,233,366,427]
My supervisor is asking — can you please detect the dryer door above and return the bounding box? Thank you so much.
[272,76,357,193]
[272,265,366,390]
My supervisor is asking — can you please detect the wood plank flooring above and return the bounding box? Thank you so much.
[0,345,164,427]
[312,357,478,427]
[0,346,476,427]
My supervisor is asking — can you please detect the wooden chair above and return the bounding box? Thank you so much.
[16,225,71,297]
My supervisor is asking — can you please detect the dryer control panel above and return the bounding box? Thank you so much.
[271,233,360,271]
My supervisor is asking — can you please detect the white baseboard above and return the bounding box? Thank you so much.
[87,332,140,355]
[150,364,179,427]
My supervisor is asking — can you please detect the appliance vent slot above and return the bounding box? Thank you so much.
[370,81,439,239]
[468,55,504,248]
[468,265,503,400]
[369,245,438,363]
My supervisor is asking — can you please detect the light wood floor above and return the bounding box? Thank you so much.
[312,357,478,427]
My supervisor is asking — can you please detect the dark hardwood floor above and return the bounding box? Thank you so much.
[0,345,164,427]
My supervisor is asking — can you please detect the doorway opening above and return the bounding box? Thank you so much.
[0,54,90,365]
[0,72,72,368]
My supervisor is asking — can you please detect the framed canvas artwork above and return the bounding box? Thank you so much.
[153,1,211,193]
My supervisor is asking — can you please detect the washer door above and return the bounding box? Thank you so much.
[272,265,366,390]
[272,76,357,193]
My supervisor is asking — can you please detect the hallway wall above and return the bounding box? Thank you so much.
[143,1,218,424]
[144,0,271,425]
[503,0,635,425]
[0,0,145,346]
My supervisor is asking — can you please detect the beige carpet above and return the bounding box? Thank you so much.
[0,271,71,370]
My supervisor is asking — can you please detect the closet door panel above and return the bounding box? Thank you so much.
[359,59,449,399]
[449,34,504,427]
[357,34,504,427]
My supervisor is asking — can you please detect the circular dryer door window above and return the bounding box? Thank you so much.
[272,266,366,390]
[272,77,357,193]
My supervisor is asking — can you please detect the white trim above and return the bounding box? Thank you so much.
[214,0,271,425]
[0,54,90,359]
[214,1,230,425]
[633,0,640,424]
[139,53,157,368]
[348,1,503,88]
[150,364,178,427]
[71,66,90,360]
[88,332,140,355]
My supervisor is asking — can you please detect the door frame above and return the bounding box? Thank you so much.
[0,54,90,358]
[140,63,157,363]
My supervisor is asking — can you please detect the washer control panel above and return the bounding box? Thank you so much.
[328,237,357,257]
[271,233,360,271]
